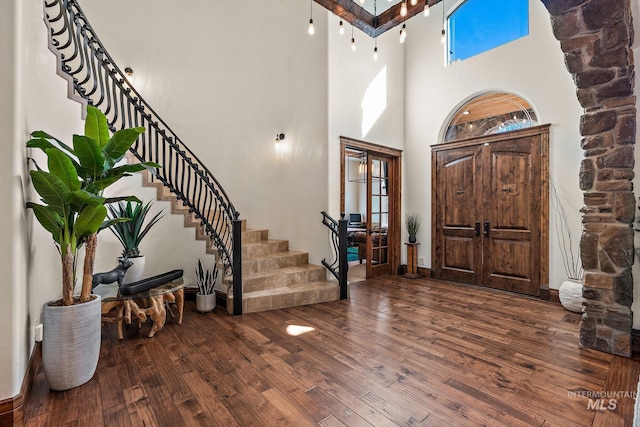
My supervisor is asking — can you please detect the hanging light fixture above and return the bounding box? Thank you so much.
[308,0,315,35]
[339,19,345,35]
[423,0,430,17]
[440,0,446,44]
[410,0,418,5]
[400,0,408,17]
[351,25,356,51]
[399,23,407,44]
[373,1,378,60]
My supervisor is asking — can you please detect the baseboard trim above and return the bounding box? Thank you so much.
[0,342,41,427]
[417,267,431,277]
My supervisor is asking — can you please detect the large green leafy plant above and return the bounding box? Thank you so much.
[27,105,159,306]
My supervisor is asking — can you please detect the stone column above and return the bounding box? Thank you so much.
[542,0,636,356]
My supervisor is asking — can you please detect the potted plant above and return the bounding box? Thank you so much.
[195,258,218,313]
[107,200,164,284]
[405,213,421,243]
[26,105,159,390]
[551,182,584,313]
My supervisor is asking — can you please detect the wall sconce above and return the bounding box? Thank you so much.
[275,133,285,143]
[124,67,134,77]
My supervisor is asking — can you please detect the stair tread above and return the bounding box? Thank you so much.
[244,250,307,261]
[243,239,287,247]
[240,281,339,298]
[243,264,324,280]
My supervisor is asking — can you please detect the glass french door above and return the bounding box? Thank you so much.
[366,154,392,277]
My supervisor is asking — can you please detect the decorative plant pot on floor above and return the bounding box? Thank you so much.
[559,278,585,313]
[196,293,216,313]
[42,294,102,391]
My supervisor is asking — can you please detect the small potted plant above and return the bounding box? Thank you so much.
[26,105,159,390]
[405,213,421,243]
[195,258,218,313]
[107,200,164,284]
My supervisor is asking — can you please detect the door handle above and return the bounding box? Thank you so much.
[474,222,480,237]
[483,222,490,237]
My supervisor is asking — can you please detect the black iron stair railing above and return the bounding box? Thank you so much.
[321,212,348,300]
[43,0,244,314]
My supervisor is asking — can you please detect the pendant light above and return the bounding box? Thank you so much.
[399,23,407,44]
[440,0,446,44]
[339,19,345,35]
[308,0,314,35]
[351,25,356,51]
[373,1,378,60]
[410,0,418,5]
[423,0,430,17]
[400,1,408,17]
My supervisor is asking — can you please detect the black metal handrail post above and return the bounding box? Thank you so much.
[321,211,349,300]
[338,217,348,300]
[232,218,243,315]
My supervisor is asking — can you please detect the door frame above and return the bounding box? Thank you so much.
[431,124,550,293]
[340,136,402,279]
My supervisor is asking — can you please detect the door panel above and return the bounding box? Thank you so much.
[434,147,481,285]
[483,137,540,295]
[367,155,392,277]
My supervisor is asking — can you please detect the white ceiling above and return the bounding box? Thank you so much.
[356,0,403,15]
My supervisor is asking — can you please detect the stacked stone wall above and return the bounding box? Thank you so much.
[542,0,636,356]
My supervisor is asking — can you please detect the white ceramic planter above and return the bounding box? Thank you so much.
[42,294,102,391]
[122,256,145,284]
[196,293,216,313]
[559,278,585,313]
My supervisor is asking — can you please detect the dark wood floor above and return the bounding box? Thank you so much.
[19,276,640,426]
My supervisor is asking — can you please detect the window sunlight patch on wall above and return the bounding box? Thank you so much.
[361,66,387,138]
[286,325,316,336]
[448,0,529,64]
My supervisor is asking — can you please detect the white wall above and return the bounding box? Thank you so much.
[327,14,406,217]
[404,0,584,288]
[80,0,330,267]
[0,0,20,400]
[0,0,86,400]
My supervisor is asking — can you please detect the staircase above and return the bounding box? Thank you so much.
[44,0,345,314]
[235,225,339,314]
[144,175,340,314]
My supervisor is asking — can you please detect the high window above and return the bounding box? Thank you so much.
[447,0,529,64]
[443,92,538,143]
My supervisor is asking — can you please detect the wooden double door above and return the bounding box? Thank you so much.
[432,125,549,296]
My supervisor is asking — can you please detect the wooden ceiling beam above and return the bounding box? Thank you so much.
[313,0,443,38]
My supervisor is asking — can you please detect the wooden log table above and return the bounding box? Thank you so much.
[94,277,189,339]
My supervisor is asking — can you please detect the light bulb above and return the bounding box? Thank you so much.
[423,2,430,16]
[351,38,356,51]
[441,29,446,44]
[359,0,365,3]
[400,24,407,44]
[308,19,315,35]
[410,0,417,5]
[400,1,408,16]
[339,20,345,35]
[373,46,378,61]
